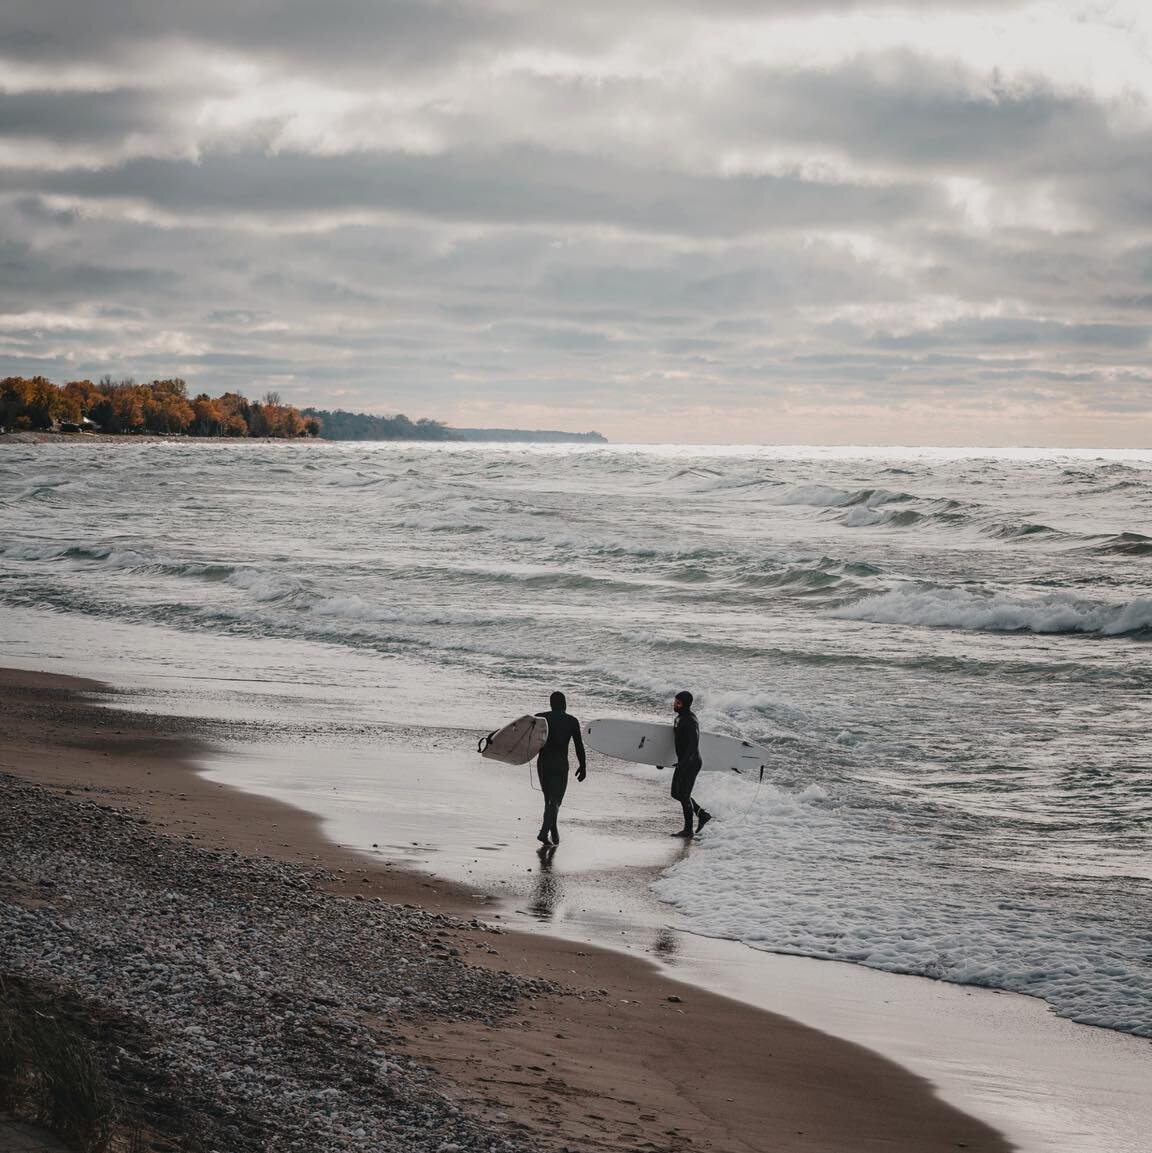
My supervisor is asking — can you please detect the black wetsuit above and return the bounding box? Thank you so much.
[671,708,704,829]
[534,708,587,842]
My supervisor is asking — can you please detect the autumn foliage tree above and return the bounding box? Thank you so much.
[142,378,195,434]
[0,376,321,439]
[0,376,63,430]
[62,379,102,422]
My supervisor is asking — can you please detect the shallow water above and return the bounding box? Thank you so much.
[2,440,1150,1041]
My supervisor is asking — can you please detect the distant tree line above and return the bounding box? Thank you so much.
[452,427,607,443]
[0,376,321,438]
[300,408,456,441]
[300,408,606,442]
[1,376,609,444]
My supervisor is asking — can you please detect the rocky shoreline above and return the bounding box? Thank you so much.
[1,772,564,1152]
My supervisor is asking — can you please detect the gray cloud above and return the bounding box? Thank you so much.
[0,88,189,142]
[0,147,942,236]
[712,52,1109,173]
[0,1,1019,71]
[0,1,515,76]
[865,318,1152,351]
[0,0,1149,443]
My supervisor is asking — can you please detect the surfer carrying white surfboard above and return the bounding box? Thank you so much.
[533,690,587,846]
[669,690,712,838]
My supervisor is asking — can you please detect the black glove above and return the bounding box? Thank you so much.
[576,767,587,782]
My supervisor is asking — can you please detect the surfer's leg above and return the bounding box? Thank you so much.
[670,766,694,836]
[678,763,707,835]
[547,771,568,842]
[537,766,553,843]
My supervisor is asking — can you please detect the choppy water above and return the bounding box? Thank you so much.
[2,441,1150,1037]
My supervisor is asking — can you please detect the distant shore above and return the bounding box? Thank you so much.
[0,666,1010,1153]
[0,430,329,445]
[0,430,326,445]
[0,430,608,446]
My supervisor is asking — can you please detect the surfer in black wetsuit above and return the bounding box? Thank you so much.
[534,691,587,846]
[671,690,712,838]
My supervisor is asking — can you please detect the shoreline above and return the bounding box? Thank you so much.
[0,666,1012,1153]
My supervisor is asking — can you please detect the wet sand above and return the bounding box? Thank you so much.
[0,666,1012,1153]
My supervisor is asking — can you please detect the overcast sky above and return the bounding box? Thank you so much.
[3,1,1152,445]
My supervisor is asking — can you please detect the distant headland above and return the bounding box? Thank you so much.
[0,376,606,443]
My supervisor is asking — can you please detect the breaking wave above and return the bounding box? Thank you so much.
[834,588,1152,636]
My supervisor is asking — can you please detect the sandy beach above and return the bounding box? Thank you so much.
[0,666,1015,1153]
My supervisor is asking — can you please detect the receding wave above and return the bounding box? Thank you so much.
[731,557,884,600]
[0,541,299,600]
[740,567,842,591]
[776,484,914,508]
[665,466,724,482]
[397,518,488,534]
[666,565,712,583]
[425,565,643,595]
[836,506,928,528]
[830,500,1110,549]
[2,542,152,569]
[309,594,522,629]
[584,543,728,563]
[3,476,79,504]
[1083,532,1152,557]
[983,521,1058,540]
[1097,480,1145,494]
[834,588,1152,636]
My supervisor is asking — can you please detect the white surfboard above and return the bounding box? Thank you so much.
[583,718,768,775]
[478,714,549,765]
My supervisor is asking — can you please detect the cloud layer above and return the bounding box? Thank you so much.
[2,0,1151,444]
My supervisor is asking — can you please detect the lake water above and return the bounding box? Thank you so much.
[2,440,1150,1041]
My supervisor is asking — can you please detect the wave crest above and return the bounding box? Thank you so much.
[834,588,1152,636]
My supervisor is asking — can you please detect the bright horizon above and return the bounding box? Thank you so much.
[3,1,1152,448]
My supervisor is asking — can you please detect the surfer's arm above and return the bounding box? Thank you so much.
[572,717,587,780]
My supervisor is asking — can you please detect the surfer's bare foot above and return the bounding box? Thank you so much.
[696,811,712,832]
[671,827,693,838]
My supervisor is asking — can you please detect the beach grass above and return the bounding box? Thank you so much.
[0,975,117,1152]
